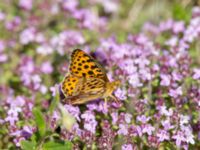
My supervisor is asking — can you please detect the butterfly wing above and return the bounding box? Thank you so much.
[63,78,106,105]
[61,74,84,97]
[69,49,109,81]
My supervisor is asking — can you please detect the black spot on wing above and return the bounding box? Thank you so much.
[84,65,89,69]
[88,71,94,75]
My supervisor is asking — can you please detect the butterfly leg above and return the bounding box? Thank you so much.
[110,94,121,105]
[104,97,108,109]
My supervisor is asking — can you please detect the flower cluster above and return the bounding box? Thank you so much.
[0,0,200,149]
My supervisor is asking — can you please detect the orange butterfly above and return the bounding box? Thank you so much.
[61,49,120,105]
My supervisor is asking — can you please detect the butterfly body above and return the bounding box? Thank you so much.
[61,49,120,105]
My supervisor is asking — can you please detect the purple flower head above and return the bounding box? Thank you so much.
[172,21,185,34]
[156,129,170,142]
[62,0,78,12]
[136,125,143,137]
[193,68,200,80]
[5,16,21,31]
[50,30,85,55]
[159,19,173,32]
[111,112,118,125]
[172,71,183,81]
[72,9,107,30]
[0,53,8,62]
[20,27,36,45]
[122,144,133,150]
[41,61,53,74]
[159,106,173,117]
[40,85,48,94]
[81,110,97,134]
[117,124,128,135]
[19,0,33,10]
[124,113,132,124]
[161,119,174,130]
[0,40,5,52]
[172,131,186,147]
[64,104,80,121]
[96,0,119,13]
[21,126,34,138]
[36,44,54,55]
[114,88,127,101]
[142,124,155,135]
[179,115,190,126]
[160,74,171,86]
[128,74,143,88]
[86,103,99,111]
[169,86,183,98]
[137,115,150,124]
[181,125,195,145]
[192,7,200,17]
[165,36,178,47]
[50,110,60,130]
[50,84,59,97]
[0,11,5,21]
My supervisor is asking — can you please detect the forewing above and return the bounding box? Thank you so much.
[69,49,109,81]
[61,74,83,97]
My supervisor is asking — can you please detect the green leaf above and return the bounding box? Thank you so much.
[49,87,60,114]
[32,108,46,137]
[172,4,191,22]
[21,140,36,150]
[43,141,72,150]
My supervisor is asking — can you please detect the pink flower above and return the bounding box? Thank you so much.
[122,144,133,150]
[0,11,5,21]
[172,131,186,147]
[64,104,80,121]
[81,111,97,134]
[36,44,54,55]
[40,85,48,94]
[114,88,127,101]
[181,125,195,145]
[125,113,132,124]
[169,86,183,98]
[193,68,200,80]
[159,106,173,116]
[136,125,143,137]
[41,61,53,74]
[128,74,143,88]
[142,124,155,135]
[137,115,150,124]
[5,16,21,31]
[50,30,85,55]
[173,21,185,34]
[20,27,36,44]
[0,54,8,62]
[5,113,19,125]
[19,0,33,10]
[62,0,78,12]
[156,129,170,142]
[160,74,171,86]
[161,119,174,130]
[172,71,182,81]
[111,112,118,125]
[72,9,107,30]
[165,36,178,47]
[50,84,59,97]
[14,137,26,147]
[179,115,190,126]
[117,124,128,135]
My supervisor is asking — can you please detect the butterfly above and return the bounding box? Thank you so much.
[61,49,120,105]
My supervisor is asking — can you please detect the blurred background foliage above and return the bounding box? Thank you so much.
[0,0,200,149]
